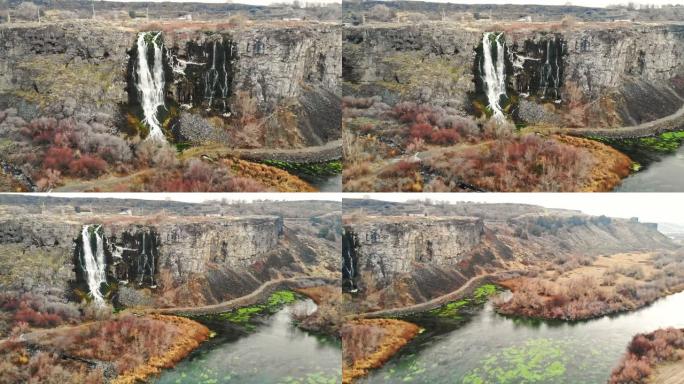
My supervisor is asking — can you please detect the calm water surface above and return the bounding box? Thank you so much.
[617,145,684,191]
[361,291,684,384]
[155,300,341,384]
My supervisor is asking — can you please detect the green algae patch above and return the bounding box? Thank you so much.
[196,290,298,331]
[429,284,501,319]
[463,338,569,384]
[262,159,342,179]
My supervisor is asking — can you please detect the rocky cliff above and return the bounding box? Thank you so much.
[344,201,676,307]
[343,23,684,125]
[0,20,341,145]
[0,213,284,305]
[344,216,484,286]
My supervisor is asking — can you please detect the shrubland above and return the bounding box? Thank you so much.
[0,108,288,191]
[342,96,619,192]
[495,251,684,320]
[610,328,684,384]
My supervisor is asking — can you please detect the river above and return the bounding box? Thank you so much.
[616,145,684,191]
[360,291,684,383]
[310,174,342,192]
[154,299,341,384]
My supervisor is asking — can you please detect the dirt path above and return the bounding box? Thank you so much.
[354,271,521,319]
[651,359,684,384]
[561,104,684,139]
[0,277,335,345]
[145,276,336,316]
[186,139,342,164]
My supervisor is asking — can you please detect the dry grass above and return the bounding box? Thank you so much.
[610,328,684,384]
[341,319,421,384]
[496,252,684,320]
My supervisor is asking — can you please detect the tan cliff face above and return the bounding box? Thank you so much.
[0,21,342,144]
[343,23,684,123]
[0,213,283,301]
[344,205,676,310]
[345,216,485,284]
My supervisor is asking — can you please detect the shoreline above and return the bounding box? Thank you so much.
[113,315,210,384]
[342,318,421,384]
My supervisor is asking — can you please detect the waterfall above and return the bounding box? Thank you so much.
[481,32,507,122]
[137,231,156,287]
[135,32,166,141]
[81,225,107,305]
[539,37,562,101]
[203,40,232,112]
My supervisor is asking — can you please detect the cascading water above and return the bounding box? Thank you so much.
[135,32,166,141]
[81,225,107,305]
[137,231,156,287]
[204,40,233,112]
[481,32,507,123]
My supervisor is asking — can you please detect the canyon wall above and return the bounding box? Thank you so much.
[343,23,684,124]
[0,21,341,145]
[0,214,283,300]
[344,216,484,284]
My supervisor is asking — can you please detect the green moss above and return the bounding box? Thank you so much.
[14,57,122,109]
[592,130,684,155]
[261,159,342,178]
[463,338,569,384]
[198,290,298,330]
[375,52,465,98]
[428,284,500,319]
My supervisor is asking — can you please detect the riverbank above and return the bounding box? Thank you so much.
[609,328,684,384]
[553,135,632,191]
[113,315,210,384]
[494,251,684,321]
[357,290,684,383]
[0,313,209,383]
[341,318,421,384]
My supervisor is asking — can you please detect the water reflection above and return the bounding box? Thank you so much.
[363,292,684,383]
[155,299,341,384]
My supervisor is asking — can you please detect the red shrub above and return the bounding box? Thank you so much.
[410,123,433,140]
[430,128,461,145]
[42,146,74,172]
[68,155,107,178]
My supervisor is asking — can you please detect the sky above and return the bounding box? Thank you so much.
[345,193,684,225]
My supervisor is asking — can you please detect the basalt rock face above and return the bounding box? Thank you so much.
[343,23,684,124]
[0,21,341,144]
[0,214,283,302]
[345,217,484,286]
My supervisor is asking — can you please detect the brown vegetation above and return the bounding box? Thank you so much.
[0,313,209,384]
[610,328,684,384]
[294,285,344,335]
[341,319,420,384]
[495,251,684,320]
[342,96,630,192]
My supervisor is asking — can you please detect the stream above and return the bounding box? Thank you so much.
[360,291,684,383]
[616,144,684,191]
[154,299,341,384]
[310,174,342,192]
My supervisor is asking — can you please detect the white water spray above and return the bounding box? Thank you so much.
[81,225,107,305]
[135,32,166,141]
[481,32,507,123]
